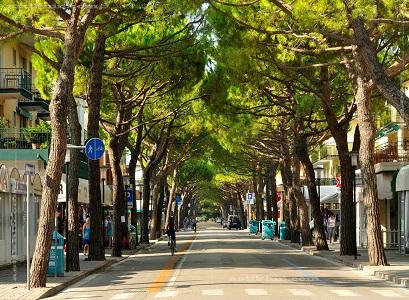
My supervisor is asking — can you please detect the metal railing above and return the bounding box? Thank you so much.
[0,68,32,92]
[358,229,398,249]
[374,139,409,163]
[300,177,338,186]
[0,128,50,149]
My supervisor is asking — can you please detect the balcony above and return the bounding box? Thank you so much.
[0,68,32,99]
[311,146,339,163]
[374,139,409,164]
[0,128,50,149]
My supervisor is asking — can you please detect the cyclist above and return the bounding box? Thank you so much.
[167,216,177,249]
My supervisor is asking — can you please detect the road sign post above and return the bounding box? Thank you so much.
[246,193,254,225]
[25,164,34,290]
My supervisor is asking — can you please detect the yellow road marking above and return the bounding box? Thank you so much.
[148,235,197,293]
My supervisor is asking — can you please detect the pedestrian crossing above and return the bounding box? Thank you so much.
[49,287,409,299]
[150,288,409,298]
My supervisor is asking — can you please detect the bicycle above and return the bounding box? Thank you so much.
[168,235,176,256]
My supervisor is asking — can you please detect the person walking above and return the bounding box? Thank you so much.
[327,212,337,244]
[82,217,91,260]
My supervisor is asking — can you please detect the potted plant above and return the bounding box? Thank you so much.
[0,117,8,149]
[22,123,50,149]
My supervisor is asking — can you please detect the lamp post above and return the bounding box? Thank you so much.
[314,165,324,201]
[64,148,70,272]
[350,151,359,260]
[100,165,108,248]
[123,174,130,247]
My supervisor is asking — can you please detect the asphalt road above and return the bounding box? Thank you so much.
[47,224,409,299]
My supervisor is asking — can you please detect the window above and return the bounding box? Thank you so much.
[12,49,17,66]
[20,56,27,71]
[29,62,32,74]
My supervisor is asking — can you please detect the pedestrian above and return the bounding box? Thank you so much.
[328,212,337,243]
[82,216,91,260]
[192,218,197,232]
[106,215,113,249]
[320,204,329,234]
[183,217,188,231]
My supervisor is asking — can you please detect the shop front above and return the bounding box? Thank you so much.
[397,165,409,254]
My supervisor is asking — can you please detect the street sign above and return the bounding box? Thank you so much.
[84,137,105,160]
[246,192,254,204]
[335,177,342,188]
[126,189,134,205]
[176,194,182,206]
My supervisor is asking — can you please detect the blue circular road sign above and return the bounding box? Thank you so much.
[85,138,105,160]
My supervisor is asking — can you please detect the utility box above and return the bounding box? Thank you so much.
[48,231,64,277]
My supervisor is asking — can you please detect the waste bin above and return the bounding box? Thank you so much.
[261,220,275,240]
[48,231,64,277]
[248,220,260,235]
[279,221,287,240]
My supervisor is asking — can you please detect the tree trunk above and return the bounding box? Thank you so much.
[295,135,329,251]
[354,50,388,265]
[127,114,143,246]
[156,179,165,238]
[108,144,125,257]
[30,18,80,288]
[165,168,178,229]
[293,156,313,246]
[269,164,279,236]
[350,18,409,128]
[280,135,298,241]
[236,191,246,229]
[265,166,273,220]
[257,170,265,220]
[66,95,80,271]
[141,172,151,244]
[87,33,105,261]
[179,193,191,229]
[149,182,160,240]
[319,66,356,256]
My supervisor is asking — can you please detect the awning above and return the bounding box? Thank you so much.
[18,107,32,119]
[397,165,409,192]
[18,100,49,112]
[37,111,50,121]
[320,192,340,204]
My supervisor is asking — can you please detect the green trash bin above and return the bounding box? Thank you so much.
[48,231,64,277]
[279,221,287,240]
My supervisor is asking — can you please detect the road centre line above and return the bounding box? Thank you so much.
[147,234,197,293]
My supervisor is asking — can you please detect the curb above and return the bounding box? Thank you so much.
[279,241,409,288]
[38,258,121,299]
[36,239,163,299]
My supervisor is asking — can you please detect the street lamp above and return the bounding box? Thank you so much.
[64,147,70,272]
[123,174,130,244]
[100,165,108,248]
[350,151,359,260]
[314,165,324,201]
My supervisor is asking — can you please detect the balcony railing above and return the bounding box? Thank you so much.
[359,229,398,249]
[311,146,340,163]
[0,68,32,92]
[374,139,409,163]
[0,128,50,149]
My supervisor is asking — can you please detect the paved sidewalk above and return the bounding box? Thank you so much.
[279,240,409,288]
[0,241,159,300]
